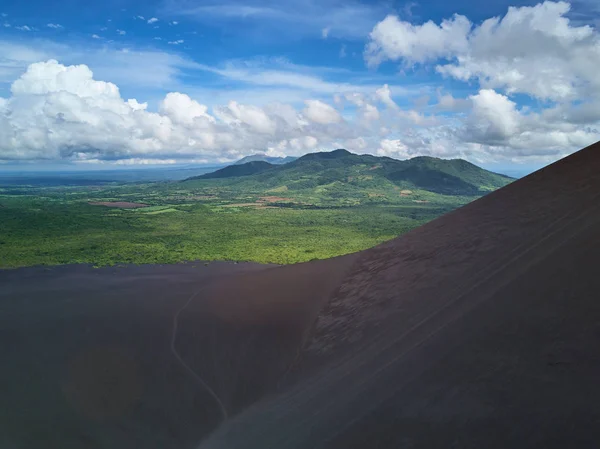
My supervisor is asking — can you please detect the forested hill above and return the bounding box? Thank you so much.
[186,149,513,196]
[233,154,297,165]
[198,161,275,179]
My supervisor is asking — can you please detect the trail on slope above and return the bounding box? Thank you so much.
[170,287,229,422]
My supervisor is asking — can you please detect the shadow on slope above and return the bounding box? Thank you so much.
[200,141,600,449]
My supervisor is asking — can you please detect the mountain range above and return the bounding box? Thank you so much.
[233,154,298,165]
[189,149,513,197]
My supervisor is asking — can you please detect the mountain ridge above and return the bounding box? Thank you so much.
[187,149,513,196]
[233,154,297,165]
[198,160,275,179]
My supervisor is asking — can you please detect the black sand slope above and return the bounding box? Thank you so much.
[2,142,599,449]
[201,142,600,449]
[0,257,354,449]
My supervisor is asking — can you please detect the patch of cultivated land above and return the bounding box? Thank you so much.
[0,150,511,269]
[89,201,149,208]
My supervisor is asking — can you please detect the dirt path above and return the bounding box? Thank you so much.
[170,287,229,421]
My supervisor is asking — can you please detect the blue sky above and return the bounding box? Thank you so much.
[1,0,599,170]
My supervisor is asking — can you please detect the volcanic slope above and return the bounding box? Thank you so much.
[201,141,600,449]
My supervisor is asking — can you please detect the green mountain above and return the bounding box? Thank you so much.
[198,160,275,179]
[234,154,298,165]
[189,149,512,195]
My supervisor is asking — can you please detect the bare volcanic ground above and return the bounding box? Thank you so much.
[2,141,600,449]
[201,141,600,449]
[0,257,354,449]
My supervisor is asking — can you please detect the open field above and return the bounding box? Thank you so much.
[0,151,512,269]
[0,182,467,268]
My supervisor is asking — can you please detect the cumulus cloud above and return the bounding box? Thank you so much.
[47,23,63,29]
[159,92,214,125]
[147,17,159,24]
[465,90,520,145]
[2,50,598,167]
[216,101,277,134]
[363,1,600,162]
[365,14,471,67]
[461,89,599,154]
[374,84,398,109]
[168,39,184,45]
[366,1,600,102]
[91,34,101,39]
[303,100,343,124]
[435,91,471,112]
[16,25,33,31]
[117,29,126,35]
[0,60,371,163]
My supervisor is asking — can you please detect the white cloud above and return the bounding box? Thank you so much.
[461,88,599,155]
[366,1,600,102]
[147,17,159,24]
[435,91,471,112]
[465,89,520,144]
[168,39,184,45]
[136,15,145,20]
[100,26,107,31]
[117,29,126,35]
[361,1,600,163]
[339,45,347,58]
[303,100,343,124]
[321,27,330,38]
[91,34,101,39]
[170,21,179,25]
[2,18,598,168]
[159,92,214,125]
[365,14,471,67]
[0,60,378,163]
[16,25,33,31]
[154,37,162,40]
[3,23,9,28]
[374,84,398,109]
[47,23,63,29]
[216,101,277,134]
[376,139,411,158]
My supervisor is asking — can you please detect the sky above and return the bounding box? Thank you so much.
[0,0,599,171]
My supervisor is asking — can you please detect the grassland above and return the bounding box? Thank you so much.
[0,151,513,268]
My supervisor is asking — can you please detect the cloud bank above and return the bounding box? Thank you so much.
[1,2,599,166]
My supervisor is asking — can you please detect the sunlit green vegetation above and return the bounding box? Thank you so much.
[0,151,513,268]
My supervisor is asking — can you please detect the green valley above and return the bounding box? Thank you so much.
[0,150,513,268]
